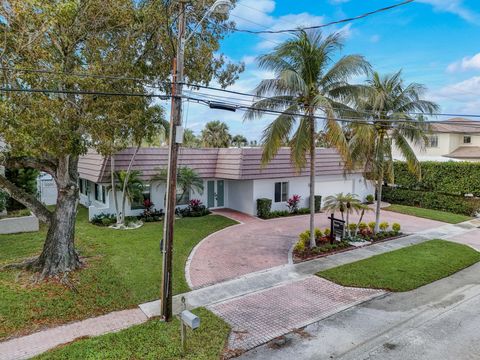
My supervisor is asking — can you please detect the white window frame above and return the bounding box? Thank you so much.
[426,135,438,148]
[274,181,289,203]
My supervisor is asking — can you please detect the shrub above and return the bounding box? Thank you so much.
[299,230,310,245]
[287,194,301,214]
[368,222,376,232]
[379,221,389,232]
[358,222,367,230]
[314,195,322,213]
[392,222,401,233]
[382,186,480,216]
[365,194,374,204]
[269,210,290,218]
[0,191,6,212]
[257,198,272,218]
[314,228,323,239]
[91,213,116,226]
[294,240,305,253]
[180,200,211,217]
[348,223,357,232]
[297,207,310,214]
[324,228,331,236]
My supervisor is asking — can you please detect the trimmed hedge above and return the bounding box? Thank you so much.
[382,186,480,216]
[392,161,480,196]
[314,195,322,213]
[256,198,272,218]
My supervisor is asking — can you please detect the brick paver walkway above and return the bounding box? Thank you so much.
[0,309,147,360]
[209,276,384,351]
[188,210,446,289]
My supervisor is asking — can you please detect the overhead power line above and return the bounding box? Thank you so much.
[231,0,415,34]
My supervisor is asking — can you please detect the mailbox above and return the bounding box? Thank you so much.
[180,310,200,330]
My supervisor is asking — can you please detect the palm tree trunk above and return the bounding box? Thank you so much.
[309,114,316,248]
[374,169,383,233]
[110,155,121,224]
[121,144,141,225]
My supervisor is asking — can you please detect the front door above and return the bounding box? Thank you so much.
[207,180,225,208]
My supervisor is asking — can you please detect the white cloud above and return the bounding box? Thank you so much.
[429,76,480,113]
[447,53,480,73]
[230,0,276,30]
[417,0,478,22]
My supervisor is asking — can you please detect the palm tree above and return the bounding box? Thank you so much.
[201,121,232,148]
[152,167,204,205]
[231,134,248,148]
[349,71,439,232]
[323,193,368,230]
[114,170,144,225]
[183,128,201,148]
[244,30,370,248]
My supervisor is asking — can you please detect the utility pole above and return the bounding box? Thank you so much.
[161,0,186,322]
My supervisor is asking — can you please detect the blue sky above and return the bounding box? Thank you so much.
[181,0,480,142]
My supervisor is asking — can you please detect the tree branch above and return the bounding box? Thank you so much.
[0,174,52,225]
[5,157,57,177]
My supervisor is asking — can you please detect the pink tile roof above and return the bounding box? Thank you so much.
[78,147,355,184]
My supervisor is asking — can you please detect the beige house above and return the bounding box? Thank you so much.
[393,118,480,162]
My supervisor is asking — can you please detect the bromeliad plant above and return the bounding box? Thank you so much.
[287,195,301,214]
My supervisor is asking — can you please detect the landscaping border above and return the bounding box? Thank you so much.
[0,213,39,234]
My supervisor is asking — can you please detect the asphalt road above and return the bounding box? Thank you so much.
[240,262,480,360]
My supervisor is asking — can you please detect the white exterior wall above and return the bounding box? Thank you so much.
[228,180,254,215]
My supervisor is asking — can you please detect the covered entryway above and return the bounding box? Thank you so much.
[207,180,225,209]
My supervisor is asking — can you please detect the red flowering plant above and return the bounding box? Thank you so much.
[189,199,202,212]
[143,199,154,211]
[287,194,301,214]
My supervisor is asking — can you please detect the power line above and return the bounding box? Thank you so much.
[231,0,415,34]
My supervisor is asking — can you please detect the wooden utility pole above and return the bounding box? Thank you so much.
[160,0,186,321]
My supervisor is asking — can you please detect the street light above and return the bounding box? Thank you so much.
[160,0,233,322]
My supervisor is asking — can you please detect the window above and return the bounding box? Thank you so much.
[79,179,88,195]
[464,136,471,144]
[426,135,438,148]
[176,187,190,205]
[274,182,288,202]
[79,179,84,194]
[94,183,105,203]
[131,185,151,210]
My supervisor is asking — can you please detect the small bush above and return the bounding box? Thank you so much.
[368,222,376,232]
[257,198,272,218]
[299,230,310,245]
[314,228,323,239]
[294,240,306,253]
[358,222,368,230]
[92,213,116,226]
[348,223,357,232]
[287,194,301,214]
[324,228,331,236]
[365,194,374,204]
[297,207,310,214]
[379,221,389,232]
[392,222,401,233]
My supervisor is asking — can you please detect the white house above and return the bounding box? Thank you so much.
[78,147,374,220]
[393,117,480,162]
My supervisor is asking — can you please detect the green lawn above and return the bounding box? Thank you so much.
[34,308,229,360]
[0,207,236,340]
[318,240,480,292]
[384,204,472,224]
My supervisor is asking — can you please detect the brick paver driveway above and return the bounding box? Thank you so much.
[187,209,446,289]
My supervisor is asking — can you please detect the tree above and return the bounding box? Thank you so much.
[323,193,370,235]
[0,0,243,278]
[152,167,203,205]
[244,30,370,248]
[231,134,248,148]
[201,121,232,148]
[349,71,439,232]
[113,170,144,225]
[183,128,201,148]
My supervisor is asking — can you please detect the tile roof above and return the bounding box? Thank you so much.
[443,146,480,160]
[431,118,480,134]
[78,147,355,184]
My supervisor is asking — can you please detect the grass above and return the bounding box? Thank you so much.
[0,206,236,340]
[33,308,230,360]
[384,204,472,224]
[318,240,480,292]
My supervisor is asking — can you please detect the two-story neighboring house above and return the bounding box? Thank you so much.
[393,118,480,162]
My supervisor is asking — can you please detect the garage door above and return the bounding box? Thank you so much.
[315,180,354,199]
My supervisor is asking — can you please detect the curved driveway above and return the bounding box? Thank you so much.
[187,209,446,289]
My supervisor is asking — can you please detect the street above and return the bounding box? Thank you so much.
[240,262,480,360]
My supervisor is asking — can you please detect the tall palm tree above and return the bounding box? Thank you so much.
[323,193,368,229]
[201,120,232,148]
[244,30,370,248]
[349,71,439,232]
[183,128,201,148]
[152,167,204,205]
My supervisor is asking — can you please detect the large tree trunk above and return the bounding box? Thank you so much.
[34,156,81,277]
[309,115,316,249]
